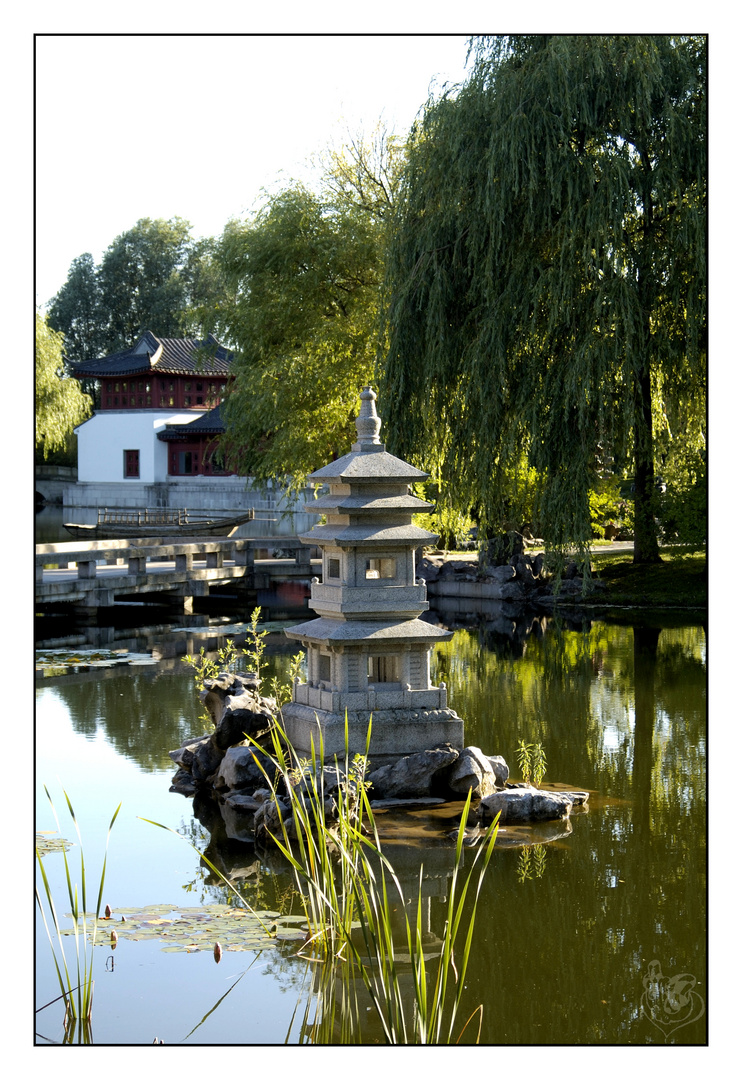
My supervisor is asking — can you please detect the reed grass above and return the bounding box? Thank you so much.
[251,716,500,1044]
[35,787,120,1043]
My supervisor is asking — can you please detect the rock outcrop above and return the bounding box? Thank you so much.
[169,671,277,796]
[421,534,608,610]
[169,670,590,844]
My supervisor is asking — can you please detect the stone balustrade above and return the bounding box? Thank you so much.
[35,536,319,612]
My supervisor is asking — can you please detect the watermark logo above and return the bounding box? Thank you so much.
[641,960,705,1041]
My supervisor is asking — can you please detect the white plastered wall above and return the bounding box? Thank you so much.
[74,411,197,483]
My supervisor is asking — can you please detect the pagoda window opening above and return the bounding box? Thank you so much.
[365,557,396,580]
[318,653,332,684]
[327,557,341,579]
[368,655,399,684]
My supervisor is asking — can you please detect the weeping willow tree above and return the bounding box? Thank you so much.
[381,35,706,563]
[212,126,405,493]
[35,312,92,462]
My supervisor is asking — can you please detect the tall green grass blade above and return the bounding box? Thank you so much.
[36,787,121,1038]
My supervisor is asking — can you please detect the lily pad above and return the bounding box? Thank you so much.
[35,832,73,856]
[60,902,311,953]
[35,648,157,675]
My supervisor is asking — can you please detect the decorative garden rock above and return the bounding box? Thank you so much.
[476,785,589,825]
[485,754,509,787]
[201,672,276,750]
[169,680,280,794]
[215,746,278,792]
[366,744,460,799]
[445,745,504,798]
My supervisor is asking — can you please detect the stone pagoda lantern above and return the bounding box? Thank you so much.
[282,387,464,765]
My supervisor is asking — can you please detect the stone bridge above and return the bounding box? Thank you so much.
[35,536,320,614]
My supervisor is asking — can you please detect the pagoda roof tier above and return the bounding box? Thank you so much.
[285,617,452,646]
[308,493,434,514]
[299,523,438,547]
[71,331,233,379]
[308,449,427,485]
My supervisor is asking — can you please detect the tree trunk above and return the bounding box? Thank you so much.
[632,360,661,564]
[632,242,662,565]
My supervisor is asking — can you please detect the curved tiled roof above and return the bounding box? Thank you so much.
[71,332,233,378]
[157,404,226,440]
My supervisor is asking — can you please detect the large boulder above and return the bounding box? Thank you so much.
[215,745,278,792]
[367,745,460,800]
[485,754,509,787]
[476,785,588,825]
[483,564,517,584]
[189,736,227,784]
[445,746,503,798]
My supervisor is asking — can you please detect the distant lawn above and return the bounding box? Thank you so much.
[589,547,707,611]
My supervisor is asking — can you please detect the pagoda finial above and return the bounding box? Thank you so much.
[353,386,383,451]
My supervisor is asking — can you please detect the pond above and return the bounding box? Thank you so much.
[35,609,707,1045]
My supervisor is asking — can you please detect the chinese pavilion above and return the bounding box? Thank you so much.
[71,331,234,483]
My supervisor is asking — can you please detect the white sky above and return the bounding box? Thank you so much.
[35,33,473,308]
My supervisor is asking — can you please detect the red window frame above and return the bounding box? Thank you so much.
[124,449,140,478]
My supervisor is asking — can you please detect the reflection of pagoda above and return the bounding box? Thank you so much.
[282,387,464,764]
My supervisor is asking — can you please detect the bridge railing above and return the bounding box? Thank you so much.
[35,536,316,584]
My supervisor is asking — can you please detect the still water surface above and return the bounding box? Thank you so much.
[35,612,707,1045]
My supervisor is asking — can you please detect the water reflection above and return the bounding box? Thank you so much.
[35,612,706,1044]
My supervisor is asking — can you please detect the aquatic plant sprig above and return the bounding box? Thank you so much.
[515,740,547,787]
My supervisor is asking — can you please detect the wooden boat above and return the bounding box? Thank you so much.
[63,507,255,540]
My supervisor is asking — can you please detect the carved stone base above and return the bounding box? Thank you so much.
[280,701,464,767]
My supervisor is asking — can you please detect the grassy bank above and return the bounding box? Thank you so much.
[583,546,707,614]
[436,545,707,614]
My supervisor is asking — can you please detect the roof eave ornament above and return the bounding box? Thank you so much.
[351,386,384,452]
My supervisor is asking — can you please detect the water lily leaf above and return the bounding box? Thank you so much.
[276,930,307,942]
[60,902,296,953]
[35,832,73,856]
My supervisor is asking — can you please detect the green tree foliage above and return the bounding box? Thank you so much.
[35,312,92,460]
[47,218,227,364]
[210,128,406,492]
[44,253,106,367]
[381,35,706,563]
